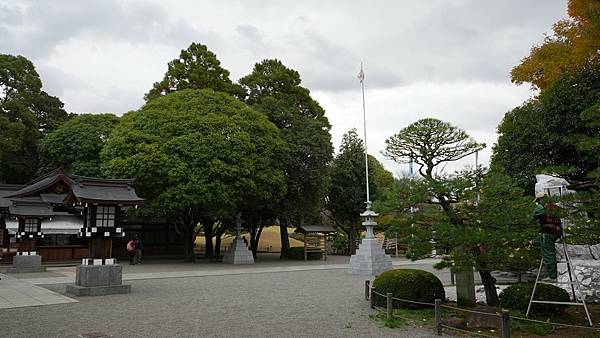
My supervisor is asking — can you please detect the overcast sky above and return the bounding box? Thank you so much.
[0,0,568,176]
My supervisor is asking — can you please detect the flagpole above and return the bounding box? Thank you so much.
[360,62,370,204]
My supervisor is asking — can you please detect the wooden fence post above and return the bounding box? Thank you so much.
[435,299,442,336]
[386,293,393,320]
[365,280,370,301]
[500,309,511,338]
[370,287,375,309]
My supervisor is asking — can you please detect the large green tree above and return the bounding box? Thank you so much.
[38,114,120,177]
[0,54,68,183]
[384,118,486,306]
[493,63,600,192]
[239,59,333,256]
[101,89,286,262]
[144,42,244,101]
[327,129,380,254]
[511,0,600,93]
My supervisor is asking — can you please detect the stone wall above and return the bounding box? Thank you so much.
[556,243,600,303]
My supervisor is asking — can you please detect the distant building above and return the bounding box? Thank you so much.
[0,169,182,262]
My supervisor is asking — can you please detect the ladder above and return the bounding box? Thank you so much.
[526,228,593,326]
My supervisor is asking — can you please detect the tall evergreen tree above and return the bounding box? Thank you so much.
[145,42,244,101]
[0,54,68,183]
[239,59,333,256]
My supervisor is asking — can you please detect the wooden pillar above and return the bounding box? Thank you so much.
[323,233,327,261]
[304,233,307,261]
[20,238,36,252]
[90,237,112,259]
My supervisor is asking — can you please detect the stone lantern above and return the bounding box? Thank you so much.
[348,201,392,275]
[223,213,254,264]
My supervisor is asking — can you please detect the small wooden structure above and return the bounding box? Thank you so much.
[295,225,336,261]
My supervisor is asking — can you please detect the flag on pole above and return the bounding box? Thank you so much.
[357,68,364,83]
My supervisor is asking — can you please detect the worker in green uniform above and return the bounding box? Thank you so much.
[532,192,563,282]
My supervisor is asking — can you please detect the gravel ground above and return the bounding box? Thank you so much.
[0,269,438,338]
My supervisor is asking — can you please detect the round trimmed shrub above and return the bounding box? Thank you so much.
[499,283,570,316]
[372,269,445,309]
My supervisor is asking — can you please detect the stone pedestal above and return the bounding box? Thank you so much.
[348,238,392,275]
[66,259,130,296]
[223,213,254,265]
[348,202,392,276]
[223,238,254,264]
[8,252,46,273]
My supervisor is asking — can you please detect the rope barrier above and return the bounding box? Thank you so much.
[440,324,499,338]
[368,283,599,334]
[372,291,386,297]
[511,316,600,331]
[390,297,435,307]
[440,304,502,317]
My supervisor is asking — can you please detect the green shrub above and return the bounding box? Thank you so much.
[499,283,570,316]
[372,269,445,309]
[282,247,322,260]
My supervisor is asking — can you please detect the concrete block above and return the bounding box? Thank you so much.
[9,255,46,273]
[66,284,131,296]
[75,264,123,287]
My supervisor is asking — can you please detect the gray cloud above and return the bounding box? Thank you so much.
[0,0,207,58]
[0,0,569,172]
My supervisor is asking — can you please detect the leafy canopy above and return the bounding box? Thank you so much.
[383,118,484,179]
[38,114,120,177]
[102,89,286,222]
[144,42,244,101]
[0,54,68,183]
[240,59,333,224]
[511,0,600,92]
[493,63,600,192]
[239,59,329,124]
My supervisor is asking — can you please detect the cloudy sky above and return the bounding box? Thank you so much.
[1,0,568,176]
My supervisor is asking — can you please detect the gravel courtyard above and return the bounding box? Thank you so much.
[0,268,437,338]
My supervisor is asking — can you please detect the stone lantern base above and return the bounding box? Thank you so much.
[66,258,130,296]
[348,238,392,276]
[223,238,254,264]
[8,252,47,273]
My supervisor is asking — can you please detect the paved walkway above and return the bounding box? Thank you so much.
[0,274,76,309]
[0,268,438,337]
[5,255,444,286]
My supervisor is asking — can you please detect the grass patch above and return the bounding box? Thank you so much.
[510,317,555,336]
[369,308,435,329]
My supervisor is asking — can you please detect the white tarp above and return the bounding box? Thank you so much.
[535,174,574,197]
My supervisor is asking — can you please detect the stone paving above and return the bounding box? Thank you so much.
[0,255,518,337]
[0,260,440,338]
[0,273,76,309]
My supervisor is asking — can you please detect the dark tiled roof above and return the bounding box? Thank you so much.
[295,225,337,233]
[0,184,24,208]
[8,200,54,217]
[4,169,143,207]
[4,168,72,199]
[69,176,144,205]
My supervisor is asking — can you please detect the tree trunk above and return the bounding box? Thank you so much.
[279,221,290,259]
[203,219,214,257]
[214,227,225,257]
[249,222,265,259]
[479,269,499,306]
[182,225,195,262]
[348,224,357,255]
